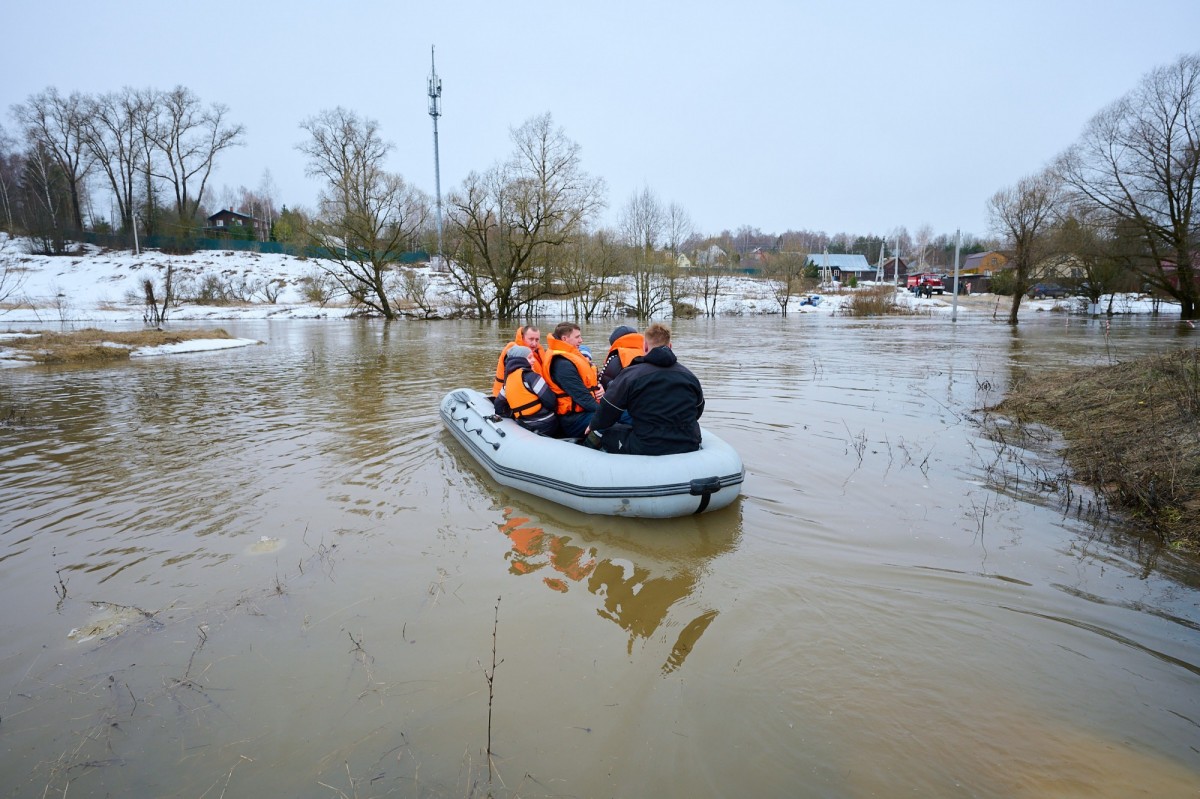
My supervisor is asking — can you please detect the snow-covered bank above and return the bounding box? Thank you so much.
[0,236,1177,325]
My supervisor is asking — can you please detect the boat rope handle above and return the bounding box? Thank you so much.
[448,398,502,449]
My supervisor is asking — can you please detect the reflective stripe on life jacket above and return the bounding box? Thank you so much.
[503,369,552,419]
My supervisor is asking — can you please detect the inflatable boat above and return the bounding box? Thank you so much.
[440,388,744,517]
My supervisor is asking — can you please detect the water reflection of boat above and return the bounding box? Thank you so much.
[498,508,737,673]
[440,388,744,517]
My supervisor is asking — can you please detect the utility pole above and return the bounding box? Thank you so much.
[895,237,902,287]
[428,46,444,268]
[951,229,962,322]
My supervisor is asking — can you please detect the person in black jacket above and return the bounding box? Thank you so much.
[585,323,704,455]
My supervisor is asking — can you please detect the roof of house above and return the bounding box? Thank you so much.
[963,251,1006,269]
[802,253,872,272]
[206,209,260,224]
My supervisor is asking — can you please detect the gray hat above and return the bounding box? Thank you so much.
[609,325,638,345]
[507,345,532,361]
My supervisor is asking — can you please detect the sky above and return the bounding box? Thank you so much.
[3,0,1199,243]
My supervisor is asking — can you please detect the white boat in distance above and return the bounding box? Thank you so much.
[440,388,744,518]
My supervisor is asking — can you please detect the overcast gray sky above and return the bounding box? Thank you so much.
[4,0,1198,242]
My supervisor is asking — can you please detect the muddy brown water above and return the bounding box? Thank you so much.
[1,315,1198,797]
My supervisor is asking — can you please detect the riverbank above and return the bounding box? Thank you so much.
[992,347,1200,548]
[0,236,1173,323]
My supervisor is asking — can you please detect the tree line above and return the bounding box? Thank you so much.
[4,52,1197,321]
[988,52,1199,322]
[1,86,245,255]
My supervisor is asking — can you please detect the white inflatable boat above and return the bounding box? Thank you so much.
[440,388,744,517]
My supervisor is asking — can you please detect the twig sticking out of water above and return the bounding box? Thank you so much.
[842,421,867,464]
[184,625,209,682]
[481,596,504,784]
[54,569,69,609]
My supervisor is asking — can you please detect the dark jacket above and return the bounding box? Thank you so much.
[494,354,559,436]
[591,345,704,455]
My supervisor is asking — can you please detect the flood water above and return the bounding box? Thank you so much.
[1,314,1198,797]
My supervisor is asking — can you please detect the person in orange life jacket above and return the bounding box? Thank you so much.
[544,321,603,438]
[492,325,544,397]
[585,322,704,455]
[599,325,644,390]
[492,346,560,436]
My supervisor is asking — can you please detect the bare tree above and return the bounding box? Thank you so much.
[913,223,934,267]
[619,186,670,319]
[0,124,19,233]
[988,170,1063,324]
[692,241,730,317]
[1055,53,1200,319]
[257,168,279,229]
[445,113,605,320]
[664,201,694,255]
[1049,209,1136,315]
[764,251,809,315]
[130,88,164,237]
[299,107,430,319]
[11,87,94,231]
[152,86,245,226]
[81,88,148,235]
[559,228,625,321]
[19,141,72,253]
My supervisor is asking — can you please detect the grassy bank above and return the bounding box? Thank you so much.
[0,328,233,364]
[992,347,1200,548]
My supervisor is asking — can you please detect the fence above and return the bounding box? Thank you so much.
[76,231,428,263]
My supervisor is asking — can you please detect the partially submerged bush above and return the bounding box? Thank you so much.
[842,285,913,317]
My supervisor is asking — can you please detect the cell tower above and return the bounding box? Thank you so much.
[428,46,444,266]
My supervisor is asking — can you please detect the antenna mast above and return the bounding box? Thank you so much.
[428,46,444,266]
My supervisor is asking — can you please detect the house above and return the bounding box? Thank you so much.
[205,209,268,241]
[962,251,1008,276]
[803,253,873,283]
[879,256,909,282]
[692,244,728,268]
[1036,254,1087,281]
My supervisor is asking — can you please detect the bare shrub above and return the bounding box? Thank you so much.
[227,275,260,303]
[143,264,176,325]
[257,279,287,304]
[394,268,439,318]
[299,270,338,306]
[842,285,913,317]
[0,238,29,307]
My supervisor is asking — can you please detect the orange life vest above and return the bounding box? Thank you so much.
[492,332,545,396]
[502,369,551,419]
[544,337,600,415]
[601,332,645,386]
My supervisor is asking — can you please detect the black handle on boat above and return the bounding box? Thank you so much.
[486,414,507,437]
[689,476,722,514]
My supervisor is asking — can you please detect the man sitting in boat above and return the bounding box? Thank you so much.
[584,322,704,456]
[491,325,545,397]
[492,346,559,436]
[599,325,644,390]
[544,322,603,438]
